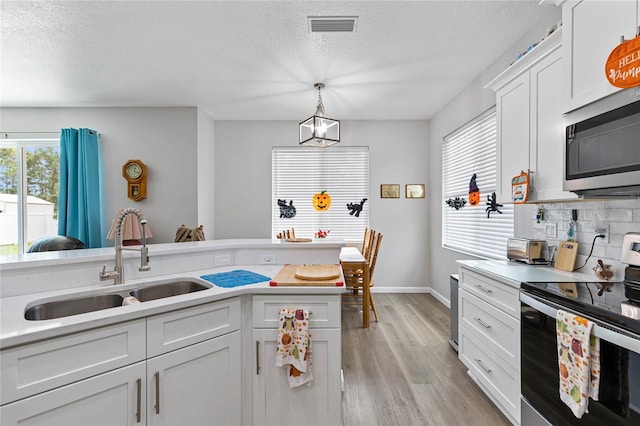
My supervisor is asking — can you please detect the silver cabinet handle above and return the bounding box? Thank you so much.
[474,284,492,294]
[135,378,142,423]
[474,317,492,329]
[474,358,492,374]
[256,341,260,375]
[154,371,160,414]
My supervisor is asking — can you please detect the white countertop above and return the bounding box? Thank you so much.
[0,264,345,349]
[457,259,607,287]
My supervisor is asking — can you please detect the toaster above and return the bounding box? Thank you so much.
[507,238,549,264]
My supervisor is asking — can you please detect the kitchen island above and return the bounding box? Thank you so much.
[0,239,345,426]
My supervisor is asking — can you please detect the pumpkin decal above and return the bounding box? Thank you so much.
[468,173,480,206]
[312,190,331,211]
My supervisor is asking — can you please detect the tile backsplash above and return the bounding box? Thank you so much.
[517,199,640,279]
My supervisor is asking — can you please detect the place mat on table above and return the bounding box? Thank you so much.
[200,270,271,288]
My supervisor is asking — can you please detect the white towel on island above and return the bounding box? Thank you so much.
[275,308,313,388]
[556,310,600,418]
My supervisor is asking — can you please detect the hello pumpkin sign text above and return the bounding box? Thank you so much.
[606,34,640,88]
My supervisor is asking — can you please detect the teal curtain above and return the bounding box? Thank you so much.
[57,128,105,248]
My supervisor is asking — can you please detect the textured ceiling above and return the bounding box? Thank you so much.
[1,1,555,120]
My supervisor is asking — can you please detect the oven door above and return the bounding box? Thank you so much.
[520,291,640,425]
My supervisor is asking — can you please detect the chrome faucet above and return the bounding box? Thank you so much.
[100,208,150,284]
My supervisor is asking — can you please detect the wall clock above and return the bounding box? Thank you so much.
[122,159,147,201]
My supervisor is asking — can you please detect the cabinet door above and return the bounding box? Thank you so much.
[496,72,530,203]
[529,47,578,202]
[146,331,241,426]
[253,328,342,426]
[563,0,635,111]
[0,362,146,426]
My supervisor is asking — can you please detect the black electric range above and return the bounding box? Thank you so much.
[521,269,640,338]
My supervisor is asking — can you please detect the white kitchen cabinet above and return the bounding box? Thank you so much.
[146,331,241,426]
[529,47,577,202]
[562,0,636,112]
[0,298,242,426]
[458,266,521,425]
[252,295,342,426]
[488,29,577,203]
[495,72,530,203]
[1,361,147,425]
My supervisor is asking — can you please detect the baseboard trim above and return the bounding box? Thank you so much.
[372,287,430,294]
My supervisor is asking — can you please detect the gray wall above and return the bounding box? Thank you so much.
[428,8,562,305]
[214,120,430,290]
[1,107,199,244]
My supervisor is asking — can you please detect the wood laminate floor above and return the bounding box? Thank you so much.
[341,293,511,426]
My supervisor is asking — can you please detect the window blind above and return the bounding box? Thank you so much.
[272,146,369,241]
[442,108,514,259]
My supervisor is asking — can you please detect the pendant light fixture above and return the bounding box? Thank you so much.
[299,83,340,147]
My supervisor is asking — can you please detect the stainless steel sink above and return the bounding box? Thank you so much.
[129,280,211,302]
[25,294,125,321]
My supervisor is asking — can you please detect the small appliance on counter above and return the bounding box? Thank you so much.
[507,238,549,265]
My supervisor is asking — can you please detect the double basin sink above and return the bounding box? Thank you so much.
[25,280,212,321]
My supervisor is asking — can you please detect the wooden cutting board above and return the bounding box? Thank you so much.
[270,264,343,286]
[295,264,341,280]
[555,241,579,272]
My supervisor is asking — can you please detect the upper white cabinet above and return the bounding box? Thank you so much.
[487,29,578,204]
[563,0,636,112]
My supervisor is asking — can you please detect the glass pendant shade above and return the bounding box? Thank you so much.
[299,83,340,147]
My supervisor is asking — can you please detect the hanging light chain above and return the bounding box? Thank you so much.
[314,82,326,117]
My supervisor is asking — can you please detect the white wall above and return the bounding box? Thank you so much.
[1,107,198,244]
[428,8,561,304]
[197,108,216,238]
[214,120,430,290]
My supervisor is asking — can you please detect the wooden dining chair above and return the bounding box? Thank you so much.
[342,232,383,322]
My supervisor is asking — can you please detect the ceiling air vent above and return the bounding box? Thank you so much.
[308,16,358,33]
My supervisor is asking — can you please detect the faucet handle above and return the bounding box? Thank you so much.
[99,265,119,281]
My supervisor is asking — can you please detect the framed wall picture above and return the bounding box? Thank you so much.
[405,184,425,198]
[380,184,400,198]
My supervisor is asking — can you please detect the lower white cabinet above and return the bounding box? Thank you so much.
[252,295,342,426]
[147,331,241,426]
[1,361,147,425]
[458,266,521,425]
[0,298,242,426]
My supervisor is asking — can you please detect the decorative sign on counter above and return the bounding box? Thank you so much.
[606,34,640,88]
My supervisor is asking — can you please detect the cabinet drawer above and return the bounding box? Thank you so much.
[459,268,519,318]
[459,329,520,423]
[147,298,240,357]
[252,295,340,328]
[0,319,146,405]
[460,289,519,367]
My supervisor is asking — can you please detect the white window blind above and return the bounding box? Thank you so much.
[272,146,369,241]
[442,108,513,259]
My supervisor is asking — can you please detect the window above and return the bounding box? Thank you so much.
[272,146,368,241]
[0,133,60,254]
[442,108,513,259]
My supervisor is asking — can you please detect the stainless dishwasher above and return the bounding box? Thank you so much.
[449,274,459,352]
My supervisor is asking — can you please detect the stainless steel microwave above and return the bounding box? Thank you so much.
[564,89,640,197]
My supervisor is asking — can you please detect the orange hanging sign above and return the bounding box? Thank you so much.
[606,34,640,88]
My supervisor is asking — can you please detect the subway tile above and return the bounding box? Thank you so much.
[610,222,640,235]
[593,208,632,222]
[604,199,640,209]
[605,246,622,261]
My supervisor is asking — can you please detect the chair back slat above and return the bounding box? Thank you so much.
[368,233,383,280]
